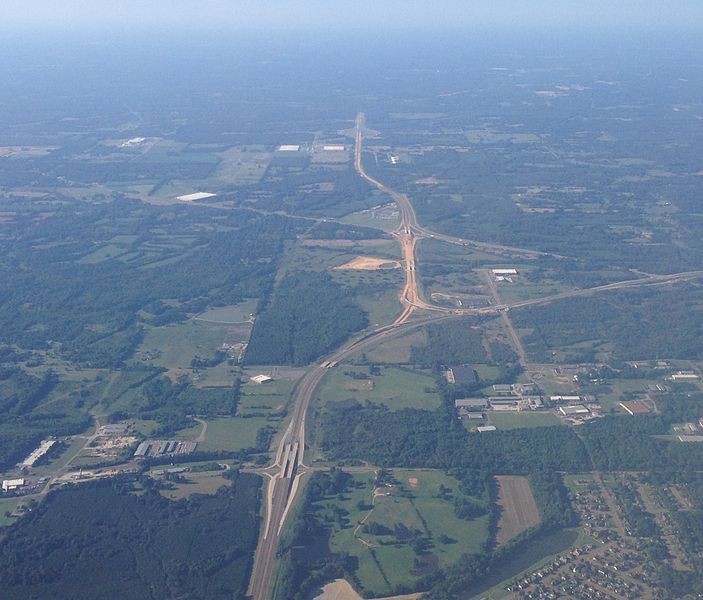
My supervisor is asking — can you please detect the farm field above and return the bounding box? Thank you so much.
[319,365,440,411]
[494,476,541,546]
[138,319,231,370]
[321,469,490,597]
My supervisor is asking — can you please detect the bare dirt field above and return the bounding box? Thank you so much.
[495,475,541,546]
[334,256,401,270]
[314,579,421,600]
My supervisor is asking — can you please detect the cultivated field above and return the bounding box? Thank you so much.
[495,476,541,546]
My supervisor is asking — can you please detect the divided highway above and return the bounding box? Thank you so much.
[246,114,703,599]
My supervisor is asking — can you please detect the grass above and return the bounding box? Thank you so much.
[322,469,490,597]
[340,208,400,233]
[138,319,231,370]
[0,498,27,527]
[238,380,292,415]
[488,412,562,430]
[320,365,440,411]
[175,416,270,452]
[356,286,404,329]
[160,471,232,500]
[195,300,257,324]
[363,328,427,364]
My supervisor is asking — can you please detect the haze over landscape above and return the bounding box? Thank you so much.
[0,2,702,599]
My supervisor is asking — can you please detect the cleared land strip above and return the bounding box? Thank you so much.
[495,476,541,546]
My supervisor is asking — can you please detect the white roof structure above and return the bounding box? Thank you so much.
[177,192,217,202]
[492,269,518,275]
[477,425,497,432]
[22,440,56,467]
[559,405,590,416]
[2,478,25,492]
[323,144,345,151]
[277,144,301,152]
[251,374,273,384]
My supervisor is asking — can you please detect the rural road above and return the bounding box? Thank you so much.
[246,114,703,599]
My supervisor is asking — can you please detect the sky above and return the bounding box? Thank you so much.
[2,0,703,32]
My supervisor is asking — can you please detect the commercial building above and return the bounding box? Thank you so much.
[455,398,488,411]
[445,365,479,385]
[671,371,700,381]
[21,440,56,467]
[550,395,581,403]
[559,405,590,416]
[2,478,25,492]
[619,401,651,415]
[176,192,216,202]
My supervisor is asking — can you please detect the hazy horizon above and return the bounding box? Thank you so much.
[2,0,703,33]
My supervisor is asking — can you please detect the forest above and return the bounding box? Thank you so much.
[410,320,489,368]
[246,271,368,366]
[0,367,90,470]
[0,474,261,599]
[0,199,306,367]
[512,286,703,363]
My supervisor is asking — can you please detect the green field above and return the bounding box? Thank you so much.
[319,365,440,411]
[0,498,27,527]
[175,416,270,452]
[139,320,230,370]
[363,328,427,364]
[488,411,562,430]
[238,379,292,415]
[195,300,257,324]
[322,469,490,597]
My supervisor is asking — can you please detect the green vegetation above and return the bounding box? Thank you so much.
[513,288,703,363]
[320,365,441,411]
[0,366,90,469]
[411,320,489,367]
[246,271,368,365]
[0,474,261,599]
[275,468,492,599]
[107,375,240,438]
[0,200,304,368]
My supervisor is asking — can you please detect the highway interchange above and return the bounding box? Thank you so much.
[246,113,703,600]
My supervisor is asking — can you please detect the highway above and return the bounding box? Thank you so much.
[246,114,703,599]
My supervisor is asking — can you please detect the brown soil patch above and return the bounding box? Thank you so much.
[334,256,401,270]
[314,579,421,600]
[408,478,419,488]
[495,475,541,546]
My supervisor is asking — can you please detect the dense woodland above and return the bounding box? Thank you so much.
[0,474,261,599]
[512,286,703,363]
[246,271,368,365]
[0,200,305,367]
